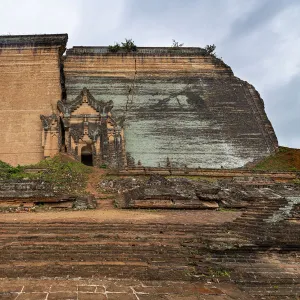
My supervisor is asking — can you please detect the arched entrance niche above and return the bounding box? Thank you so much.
[81,144,93,166]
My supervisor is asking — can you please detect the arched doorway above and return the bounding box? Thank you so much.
[81,145,93,166]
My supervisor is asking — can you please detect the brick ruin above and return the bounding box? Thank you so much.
[0,34,278,169]
[43,87,126,168]
[1,176,299,298]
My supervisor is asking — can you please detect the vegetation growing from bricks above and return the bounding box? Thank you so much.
[0,161,34,180]
[253,146,300,171]
[171,39,184,48]
[202,44,229,68]
[107,43,121,53]
[108,38,137,53]
[0,155,91,195]
[34,155,91,194]
[209,268,231,278]
[203,44,216,56]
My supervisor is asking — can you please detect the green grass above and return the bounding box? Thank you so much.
[218,207,238,212]
[253,146,300,171]
[0,155,91,195]
[0,162,36,180]
[209,268,231,277]
[35,155,91,194]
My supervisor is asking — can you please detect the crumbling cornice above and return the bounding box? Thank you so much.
[0,34,68,55]
[66,46,207,56]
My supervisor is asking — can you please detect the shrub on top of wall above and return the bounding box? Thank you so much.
[108,38,137,53]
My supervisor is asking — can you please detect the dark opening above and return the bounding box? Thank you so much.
[81,154,93,166]
[81,145,93,166]
[59,117,66,152]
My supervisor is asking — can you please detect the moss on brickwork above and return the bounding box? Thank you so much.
[35,155,91,194]
[253,146,300,171]
[0,155,91,194]
[0,162,30,180]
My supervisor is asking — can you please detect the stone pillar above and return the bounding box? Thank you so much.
[40,114,60,158]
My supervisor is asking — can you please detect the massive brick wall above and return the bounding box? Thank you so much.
[0,34,67,166]
[64,47,278,169]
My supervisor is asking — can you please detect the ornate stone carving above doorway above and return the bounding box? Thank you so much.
[41,88,126,168]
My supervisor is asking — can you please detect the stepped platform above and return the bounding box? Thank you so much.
[112,167,299,183]
[0,194,299,299]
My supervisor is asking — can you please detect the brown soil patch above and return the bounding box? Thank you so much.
[254,146,300,171]
[86,168,106,197]
[0,209,241,224]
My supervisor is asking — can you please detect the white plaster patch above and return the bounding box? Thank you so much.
[266,197,300,224]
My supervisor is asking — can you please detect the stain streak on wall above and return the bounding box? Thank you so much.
[64,47,278,168]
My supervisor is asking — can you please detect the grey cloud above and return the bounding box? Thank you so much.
[0,0,299,148]
[115,0,240,47]
[227,0,297,39]
[266,74,300,147]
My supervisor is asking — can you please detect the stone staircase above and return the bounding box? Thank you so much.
[0,222,206,281]
[194,197,300,299]
[0,196,299,298]
[96,193,116,209]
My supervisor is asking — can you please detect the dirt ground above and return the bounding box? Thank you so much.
[1,167,298,299]
[0,208,241,224]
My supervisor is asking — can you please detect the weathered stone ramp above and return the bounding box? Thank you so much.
[0,196,299,299]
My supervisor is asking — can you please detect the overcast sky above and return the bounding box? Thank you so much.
[1,0,299,148]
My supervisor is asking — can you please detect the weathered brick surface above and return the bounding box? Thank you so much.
[0,180,54,198]
[0,194,299,299]
[0,37,278,168]
[0,34,67,166]
[64,47,278,169]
